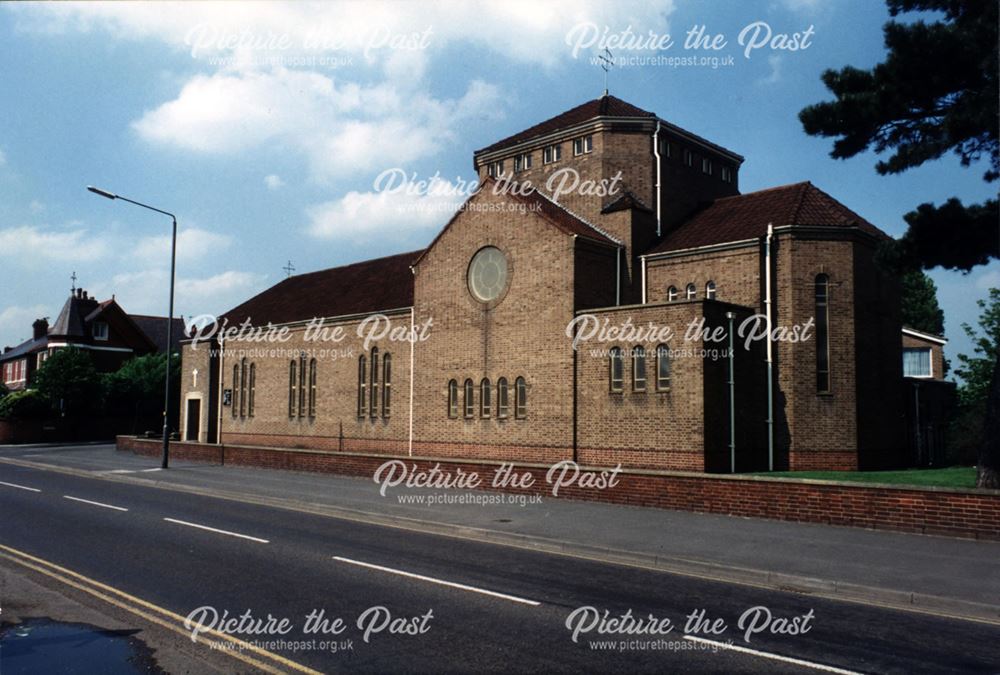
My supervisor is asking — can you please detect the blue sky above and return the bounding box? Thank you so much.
[1,1,996,376]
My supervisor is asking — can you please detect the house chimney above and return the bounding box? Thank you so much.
[32,318,48,340]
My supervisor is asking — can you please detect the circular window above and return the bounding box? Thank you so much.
[468,246,508,303]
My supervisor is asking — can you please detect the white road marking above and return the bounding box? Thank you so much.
[683,635,864,674]
[140,468,162,473]
[104,469,136,474]
[63,495,128,512]
[0,480,41,493]
[163,517,269,543]
[332,555,541,606]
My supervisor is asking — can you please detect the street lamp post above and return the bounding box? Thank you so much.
[88,186,177,469]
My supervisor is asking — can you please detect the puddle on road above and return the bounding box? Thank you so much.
[0,618,162,674]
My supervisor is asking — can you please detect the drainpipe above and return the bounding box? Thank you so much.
[726,311,736,473]
[217,336,225,460]
[765,222,775,471]
[616,245,622,306]
[653,121,662,237]
[409,301,415,458]
[641,256,647,304]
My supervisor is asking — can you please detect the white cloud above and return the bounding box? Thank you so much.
[28,200,45,214]
[264,174,285,190]
[0,225,109,262]
[306,182,464,242]
[89,269,266,319]
[132,227,232,264]
[760,54,782,85]
[0,304,50,349]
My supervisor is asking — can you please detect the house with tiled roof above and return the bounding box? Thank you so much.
[178,93,916,471]
[1,288,183,391]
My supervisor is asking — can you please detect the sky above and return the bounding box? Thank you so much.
[0,0,996,378]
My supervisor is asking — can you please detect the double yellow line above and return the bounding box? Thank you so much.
[0,544,321,675]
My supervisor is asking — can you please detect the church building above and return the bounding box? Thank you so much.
[179,94,905,472]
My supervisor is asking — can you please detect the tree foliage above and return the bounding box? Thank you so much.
[32,347,102,415]
[900,268,945,335]
[954,288,1000,408]
[0,389,49,420]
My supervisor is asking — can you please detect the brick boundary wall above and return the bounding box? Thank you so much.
[117,436,1000,540]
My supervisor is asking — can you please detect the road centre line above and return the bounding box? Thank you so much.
[0,480,41,492]
[333,555,541,606]
[683,635,864,674]
[63,495,129,511]
[163,517,269,543]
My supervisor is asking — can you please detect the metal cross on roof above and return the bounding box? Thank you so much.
[70,271,77,292]
[282,260,296,278]
[598,48,614,96]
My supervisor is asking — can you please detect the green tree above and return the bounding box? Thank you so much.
[900,268,945,335]
[954,289,1000,408]
[0,389,49,420]
[32,347,102,417]
[103,353,180,433]
[799,0,1000,486]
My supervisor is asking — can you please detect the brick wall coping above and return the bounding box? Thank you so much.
[119,437,1000,498]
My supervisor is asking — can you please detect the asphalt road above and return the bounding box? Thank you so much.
[1,461,998,674]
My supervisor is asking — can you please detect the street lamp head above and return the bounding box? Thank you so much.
[87,185,117,200]
[725,311,736,320]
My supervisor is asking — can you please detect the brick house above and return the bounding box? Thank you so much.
[1,288,183,391]
[180,94,909,472]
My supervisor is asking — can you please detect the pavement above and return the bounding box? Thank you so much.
[3,446,1000,673]
[2,443,998,624]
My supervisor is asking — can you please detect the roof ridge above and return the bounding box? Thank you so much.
[288,248,425,281]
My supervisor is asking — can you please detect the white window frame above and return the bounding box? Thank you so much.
[543,144,562,164]
[93,321,109,341]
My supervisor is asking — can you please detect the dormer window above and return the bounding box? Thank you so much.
[543,144,562,164]
[573,135,593,156]
[92,321,108,341]
[513,153,532,173]
[721,166,734,183]
[487,160,503,178]
[701,158,713,175]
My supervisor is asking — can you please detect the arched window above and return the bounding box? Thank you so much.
[656,344,671,391]
[308,358,317,418]
[233,364,240,418]
[609,347,624,392]
[448,379,458,419]
[667,286,678,302]
[248,363,256,417]
[497,377,509,418]
[815,274,831,393]
[515,377,527,419]
[289,360,297,418]
[382,353,391,418]
[686,283,696,300]
[369,348,379,419]
[632,345,647,391]
[357,355,367,419]
[705,280,716,300]
[239,358,247,418]
[463,379,474,418]
[298,353,307,418]
[481,378,492,418]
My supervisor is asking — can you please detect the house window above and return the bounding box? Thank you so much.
[448,379,458,419]
[382,353,391,418]
[815,274,831,393]
[686,283,697,300]
[92,321,108,341]
[633,345,647,392]
[248,363,256,417]
[513,153,532,173]
[487,160,503,178]
[609,347,624,392]
[239,358,247,418]
[289,360,298,418]
[903,348,932,378]
[497,377,509,418]
[369,348,379,419]
[297,354,306,418]
[463,379,474,418]
[543,144,562,164]
[357,355,367,418]
[701,158,713,175]
[573,135,593,155]
[234,364,241,419]
[683,149,693,167]
[667,286,678,302]
[659,138,672,158]
[515,377,527,419]
[481,378,492,418]
[656,344,671,391]
[308,358,317,418]
[721,166,733,183]
[705,281,716,300]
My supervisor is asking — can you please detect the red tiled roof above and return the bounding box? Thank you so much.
[475,95,655,155]
[644,182,889,255]
[221,250,423,327]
